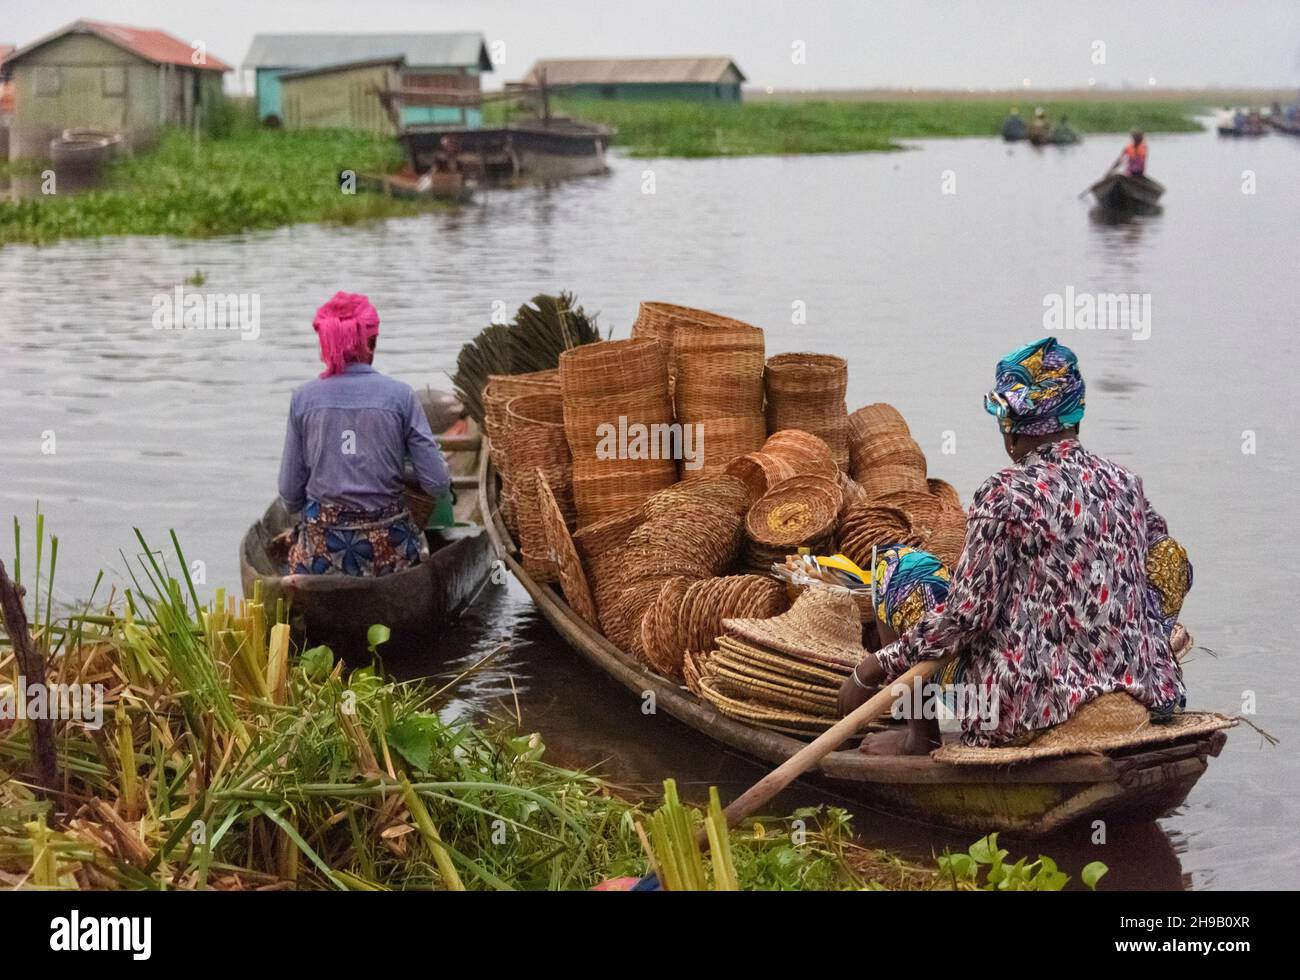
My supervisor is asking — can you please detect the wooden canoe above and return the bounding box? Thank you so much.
[479,448,1227,836]
[1090,173,1165,213]
[239,423,494,664]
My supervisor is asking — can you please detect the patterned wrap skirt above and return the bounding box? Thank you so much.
[286,500,427,577]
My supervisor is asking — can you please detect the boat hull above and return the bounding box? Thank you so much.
[239,424,492,663]
[478,448,1226,835]
[399,120,611,183]
[240,504,493,663]
[1091,173,1164,213]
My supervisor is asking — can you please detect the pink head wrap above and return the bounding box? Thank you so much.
[312,291,380,378]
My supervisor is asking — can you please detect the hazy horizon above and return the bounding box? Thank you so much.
[3,0,1298,94]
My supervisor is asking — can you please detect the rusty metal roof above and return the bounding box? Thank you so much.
[2,20,231,72]
[523,57,745,86]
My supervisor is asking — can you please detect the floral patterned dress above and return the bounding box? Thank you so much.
[286,500,426,577]
[875,438,1189,746]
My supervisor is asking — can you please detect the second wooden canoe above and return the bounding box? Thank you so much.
[1091,173,1165,213]
[478,447,1229,836]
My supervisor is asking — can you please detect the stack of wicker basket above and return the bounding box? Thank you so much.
[483,369,560,536]
[559,339,678,528]
[845,402,927,496]
[673,314,767,479]
[725,430,839,506]
[629,301,731,386]
[500,391,572,581]
[765,353,850,470]
[841,403,968,569]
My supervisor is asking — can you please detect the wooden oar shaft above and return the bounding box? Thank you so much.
[719,656,951,832]
[436,434,481,453]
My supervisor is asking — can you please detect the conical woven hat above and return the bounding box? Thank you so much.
[723,588,865,669]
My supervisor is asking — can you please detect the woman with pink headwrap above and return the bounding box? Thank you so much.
[277,292,451,576]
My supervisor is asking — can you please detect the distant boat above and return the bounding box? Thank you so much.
[399,118,612,185]
[1037,125,1080,146]
[1218,112,1267,137]
[49,130,121,171]
[1265,113,1300,136]
[1090,173,1165,213]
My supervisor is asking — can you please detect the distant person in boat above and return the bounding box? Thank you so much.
[1028,106,1050,143]
[277,291,451,576]
[1001,107,1026,141]
[838,337,1193,753]
[1050,115,1078,144]
[1110,129,1147,177]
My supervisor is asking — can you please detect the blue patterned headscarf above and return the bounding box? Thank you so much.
[871,546,951,634]
[983,337,1086,436]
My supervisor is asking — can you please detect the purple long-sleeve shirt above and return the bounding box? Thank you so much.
[277,363,451,514]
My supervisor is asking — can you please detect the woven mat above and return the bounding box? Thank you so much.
[933,703,1237,765]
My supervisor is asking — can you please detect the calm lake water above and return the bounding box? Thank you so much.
[2,129,1297,889]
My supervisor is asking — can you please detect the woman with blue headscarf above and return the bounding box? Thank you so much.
[839,337,1193,752]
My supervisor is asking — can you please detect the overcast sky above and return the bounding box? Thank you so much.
[5,0,1299,91]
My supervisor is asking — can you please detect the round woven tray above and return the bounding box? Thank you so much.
[745,473,842,548]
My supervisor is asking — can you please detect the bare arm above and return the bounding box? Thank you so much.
[875,511,1022,677]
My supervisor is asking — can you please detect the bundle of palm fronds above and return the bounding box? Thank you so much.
[453,291,603,425]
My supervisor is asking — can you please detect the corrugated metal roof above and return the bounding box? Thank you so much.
[244,33,492,71]
[2,20,231,72]
[524,57,745,86]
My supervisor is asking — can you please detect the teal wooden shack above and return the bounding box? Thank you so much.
[1,20,229,161]
[522,57,745,102]
[242,33,492,128]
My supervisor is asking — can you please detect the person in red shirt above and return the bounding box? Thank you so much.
[1112,129,1148,176]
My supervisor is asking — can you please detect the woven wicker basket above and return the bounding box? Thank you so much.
[559,338,671,404]
[859,462,929,497]
[560,338,678,526]
[484,369,560,470]
[764,354,850,469]
[504,393,571,480]
[629,301,719,381]
[725,451,797,504]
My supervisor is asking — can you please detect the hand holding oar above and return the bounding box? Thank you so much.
[718,654,953,834]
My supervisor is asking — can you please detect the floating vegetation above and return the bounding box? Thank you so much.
[0,102,428,247]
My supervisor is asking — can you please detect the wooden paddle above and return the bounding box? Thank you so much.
[717,654,953,834]
[1079,157,1124,199]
